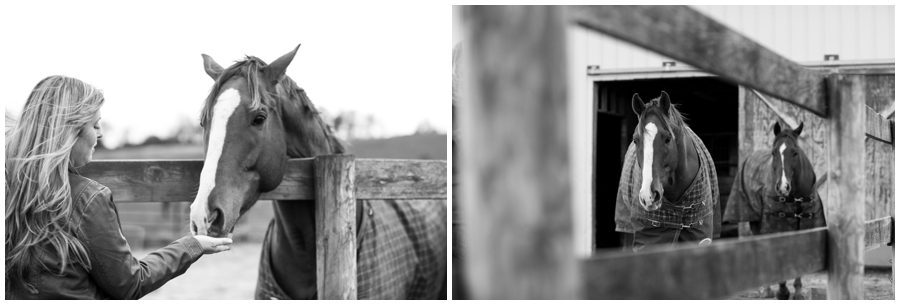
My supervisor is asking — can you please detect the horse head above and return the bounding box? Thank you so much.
[631,91,687,211]
[771,121,813,197]
[189,44,342,237]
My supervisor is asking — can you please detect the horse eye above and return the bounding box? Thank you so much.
[664,136,671,144]
[252,115,267,126]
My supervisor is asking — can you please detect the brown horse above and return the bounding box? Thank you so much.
[725,122,825,300]
[188,45,446,299]
[615,92,720,251]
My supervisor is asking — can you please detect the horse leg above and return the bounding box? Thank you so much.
[776,281,791,300]
[791,277,805,300]
[759,285,775,298]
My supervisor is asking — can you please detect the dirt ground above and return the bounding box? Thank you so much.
[729,268,894,300]
[135,242,263,300]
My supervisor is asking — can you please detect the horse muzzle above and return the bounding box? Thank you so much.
[639,189,663,211]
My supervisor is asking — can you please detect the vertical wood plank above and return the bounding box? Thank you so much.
[315,154,357,300]
[463,6,579,299]
[824,74,865,299]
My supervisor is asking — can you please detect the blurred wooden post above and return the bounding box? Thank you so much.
[824,74,865,299]
[463,6,580,299]
[314,154,357,300]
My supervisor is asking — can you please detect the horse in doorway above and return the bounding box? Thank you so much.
[189,45,446,299]
[614,91,721,252]
[724,121,825,300]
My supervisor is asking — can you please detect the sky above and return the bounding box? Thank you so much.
[1,1,448,148]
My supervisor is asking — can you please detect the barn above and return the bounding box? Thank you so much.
[539,6,894,260]
[453,5,894,261]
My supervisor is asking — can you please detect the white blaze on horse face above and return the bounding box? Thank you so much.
[639,123,658,205]
[778,142,789,194]
[190,88,242,235]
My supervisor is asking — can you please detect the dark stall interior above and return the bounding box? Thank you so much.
[593,77,740,250]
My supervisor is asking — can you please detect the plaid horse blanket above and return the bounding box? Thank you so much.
[614,126,722,238]
[255,199,447,299]
[723,150,825,234]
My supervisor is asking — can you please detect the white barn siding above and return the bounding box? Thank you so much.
[577,5,895,73]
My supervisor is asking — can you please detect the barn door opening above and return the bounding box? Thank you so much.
[593,76,739,251]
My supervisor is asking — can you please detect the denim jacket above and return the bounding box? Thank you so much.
[5,173,203,300]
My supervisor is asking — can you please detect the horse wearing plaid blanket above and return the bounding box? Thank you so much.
[724,122,825,300]
[189,45,446,299]
[614,92,721,252]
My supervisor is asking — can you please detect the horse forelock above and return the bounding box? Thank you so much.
[772,130,801,153]
[635,98,686,143]
[201,56,272,126]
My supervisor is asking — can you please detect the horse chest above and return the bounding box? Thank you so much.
[759,192,826,234]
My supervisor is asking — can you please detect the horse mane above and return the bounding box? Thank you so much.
[278,76,347,154]
[633,97,688,142]
[201,56,345,154]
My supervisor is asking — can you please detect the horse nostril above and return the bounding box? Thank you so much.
[652,191,661,202]
[191,221,198,235]
[208,209,219,225]
[208,208,226,233]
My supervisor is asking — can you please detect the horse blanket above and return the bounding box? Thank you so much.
[723,150,825,234]
[255,199,447,299]
[615,126,721,248]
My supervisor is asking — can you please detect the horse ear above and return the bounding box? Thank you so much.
[262,44,301,84]
[632,93,645,115]
[202,54,224,80]
[659,91,671,114]
[793,122,804,137]
[773,121,782,137]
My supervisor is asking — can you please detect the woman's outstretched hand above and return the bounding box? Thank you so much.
[194,234,233,254]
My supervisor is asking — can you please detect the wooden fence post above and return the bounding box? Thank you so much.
[463,6,580,299]
[314,154,357,299]
[824,74,865,299]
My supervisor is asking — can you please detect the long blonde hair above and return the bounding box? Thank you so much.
[6,75,105,293]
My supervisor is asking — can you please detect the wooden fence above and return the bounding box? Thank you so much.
[462,6,893,299]
[80,155,447,300]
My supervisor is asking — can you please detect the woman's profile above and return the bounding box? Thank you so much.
[6,75,233,299]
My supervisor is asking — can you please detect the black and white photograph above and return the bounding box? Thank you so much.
[453,5,894,300]
[4,1,447,300]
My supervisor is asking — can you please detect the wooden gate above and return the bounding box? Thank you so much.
[461,5,893,299]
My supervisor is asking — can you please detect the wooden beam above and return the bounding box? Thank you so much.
[314,155,357,300]
[355,159,447,199]
[581,228,828,299]
[824,74,866,299]
[464,6,580,299]
[864,216,894,251]
[79,158,447,202]
[569,5,827,116]
[865,105,893,144]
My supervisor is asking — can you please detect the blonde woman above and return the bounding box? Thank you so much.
[5,75,233,299]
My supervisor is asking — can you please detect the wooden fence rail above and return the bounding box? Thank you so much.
[80,156,446,300]
[582,228,828,299]
[80,158,447,202]
[464,5,892,300]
